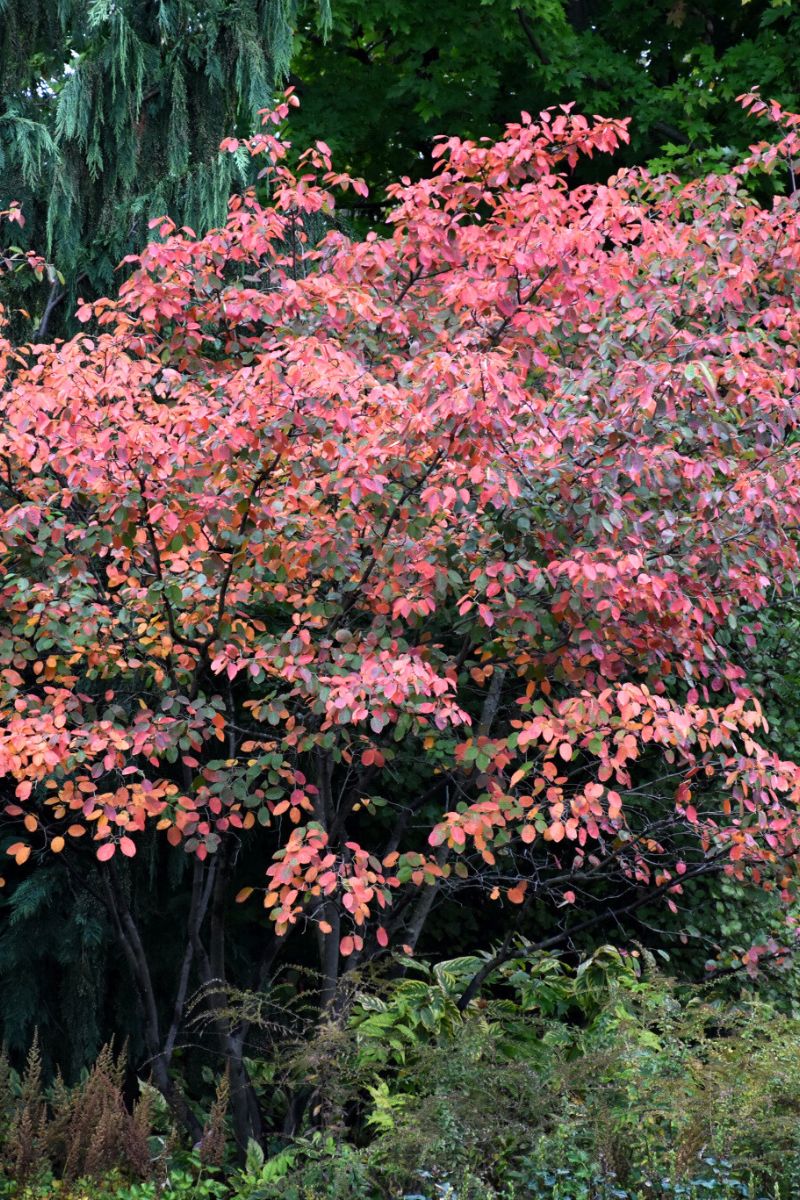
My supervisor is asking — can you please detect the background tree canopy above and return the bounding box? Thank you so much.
[287,0,800,196]
[2,0,799,339]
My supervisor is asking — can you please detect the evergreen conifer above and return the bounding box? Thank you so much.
[0,0,327,338]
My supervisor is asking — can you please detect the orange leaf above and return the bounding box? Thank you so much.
[507,882,528,904]
[50,836,65,854]
[235,887,254,903]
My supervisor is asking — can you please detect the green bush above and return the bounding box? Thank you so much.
[340,948,800,1198]
[4,950,800,1200]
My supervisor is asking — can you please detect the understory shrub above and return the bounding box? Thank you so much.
[3,951,800,1199]
[0,1040,154,1192]
[338,948,800,1198]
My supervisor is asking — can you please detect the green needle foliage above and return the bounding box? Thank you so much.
[0,0,329,340]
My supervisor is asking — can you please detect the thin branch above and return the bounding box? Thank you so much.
[456,851,729,1011]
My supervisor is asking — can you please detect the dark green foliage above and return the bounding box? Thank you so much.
[0,864,110,1079]
[4,953,800,1197]
[289,0,800,203]
[740,597,800,768]
[0,0,329,338]
[0,845,212,1085]
[304,951,800,1198]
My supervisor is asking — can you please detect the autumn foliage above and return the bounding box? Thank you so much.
[2,89,800,1134]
